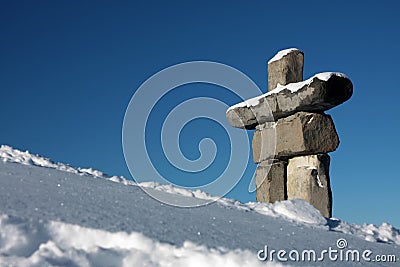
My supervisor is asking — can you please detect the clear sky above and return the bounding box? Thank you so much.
[1,1,399,227]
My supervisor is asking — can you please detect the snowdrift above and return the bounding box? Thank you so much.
[0,145,399,266]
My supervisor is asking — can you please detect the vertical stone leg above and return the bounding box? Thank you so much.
[268,48,304,91]
[255,160,287,203]
[287,154,332,217]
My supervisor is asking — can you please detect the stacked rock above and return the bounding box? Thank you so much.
[226,48,353,217]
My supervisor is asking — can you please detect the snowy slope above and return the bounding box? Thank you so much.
[0,145,399,266]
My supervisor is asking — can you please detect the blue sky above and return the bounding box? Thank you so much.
[1,1,399,227]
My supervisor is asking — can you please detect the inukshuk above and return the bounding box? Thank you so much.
[226,48,353,217]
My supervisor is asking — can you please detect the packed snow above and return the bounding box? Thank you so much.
[314,72,348,81]
[0,145,127,183]
[226,72,349,112]
[268,48,300,64]
[0,214,277,267]
[272,72,348,95]
[0,145,399,266]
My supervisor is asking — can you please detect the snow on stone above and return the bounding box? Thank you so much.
[225,100,247,110]
[226,72,348,113]
[265,72,347,95]
[315,71,348,81]
[316,175,324,188]
[268,48,300,64]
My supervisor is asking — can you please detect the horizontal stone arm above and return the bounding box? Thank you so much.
[226,72,353,129]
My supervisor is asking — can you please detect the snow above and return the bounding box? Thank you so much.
[272,72,347,94]
[329,219,400,245]
[268,48,300,64]
[1,145,400,266]
[0,145,133,185]
[316,175,324,188]
[315,72,348,81]
[0,214,278,267]
[250,200,327,225]
[138,181,216,200]
[226,72,348,113]
[0,145,336,226]
[226,100,247,110]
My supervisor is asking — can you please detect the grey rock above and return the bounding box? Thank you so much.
[268,48,304,91]
[226,74,353,129]
[255,160,287,203]
[287,154,332,218]
[252,112,339,162]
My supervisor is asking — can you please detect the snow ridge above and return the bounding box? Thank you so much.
[268,48,300,64]
[227,72,348,112]
[0,145,132,185]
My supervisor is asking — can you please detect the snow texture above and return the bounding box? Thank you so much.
[267,48,300,64]
[0,214,278,267]
[0,145,133,185]
[0,145,399,266]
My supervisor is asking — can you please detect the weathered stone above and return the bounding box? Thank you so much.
[287,154,332,217]
[255,160,286,203]
[226,73,353,129]
[252,112,339,162]
[268,48,304,92]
